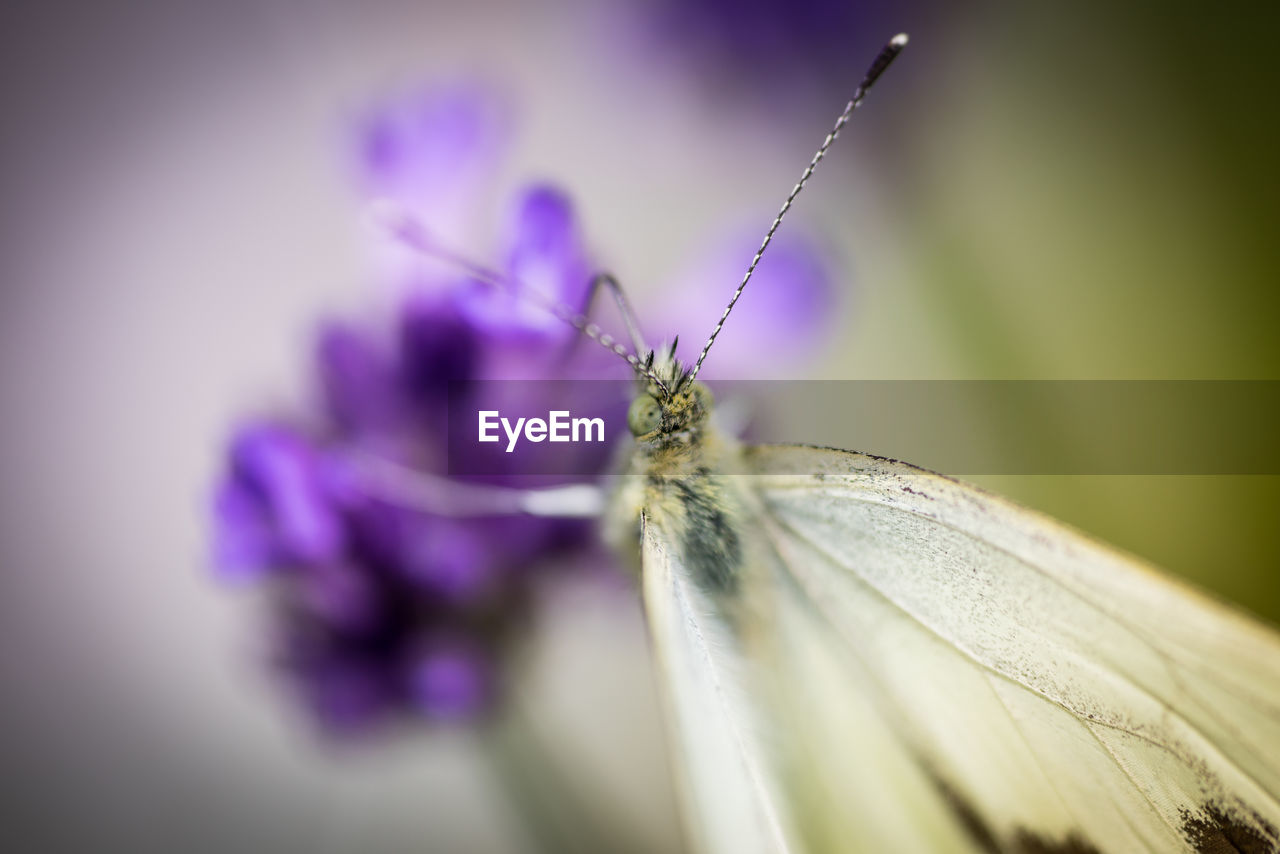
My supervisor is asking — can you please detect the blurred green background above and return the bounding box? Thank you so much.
[793,1,1280,624]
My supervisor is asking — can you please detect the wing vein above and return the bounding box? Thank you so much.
[766,473,1280,721]
[1082,720,1189,845]
[978,672,1096,841]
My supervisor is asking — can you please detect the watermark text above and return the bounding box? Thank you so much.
[478,410,606,453]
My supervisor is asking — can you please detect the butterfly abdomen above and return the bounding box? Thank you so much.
[661,473,743,596]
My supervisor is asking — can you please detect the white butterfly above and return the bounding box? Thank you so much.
[606,369,1280,853]
[601,34,1279,854]
[372,33,1280,854]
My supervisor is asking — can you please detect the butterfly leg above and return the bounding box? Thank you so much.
[561,272,649,364]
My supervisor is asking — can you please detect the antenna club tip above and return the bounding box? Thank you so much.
[891,33,909,48]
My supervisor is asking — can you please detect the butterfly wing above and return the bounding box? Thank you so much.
[639,474,989,853]
[639,515,795,854]
[731,442,1280,853]
[636,443,1280,853]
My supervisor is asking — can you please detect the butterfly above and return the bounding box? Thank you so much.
[372,33,1280,854]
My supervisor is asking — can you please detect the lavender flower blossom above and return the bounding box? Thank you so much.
[651,229,836,379]
[210,81,836,735]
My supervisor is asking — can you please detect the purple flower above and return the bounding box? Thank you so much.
[211,80,835,737]
[403,638,496,721]
[458,185,593,340]
[355,81,510,248]
[299,653,393,734]
[652,229,837,379]
[212,423,343,582]
[315,321,403,439]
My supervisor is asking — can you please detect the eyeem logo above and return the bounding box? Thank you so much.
[478,410,606,453]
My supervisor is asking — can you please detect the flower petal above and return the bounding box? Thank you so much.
[228,423,345,567]
[506,184,591,308]
[302,653,393,735]
[210,478,276,581]
[403,638,494,721]
[355,81,511,246]
[315,320,400,438]
[396,516,494,602]
[456,184,591,337]
[397,292,480,404]
[653,228,836,378]
[298,563,383,637]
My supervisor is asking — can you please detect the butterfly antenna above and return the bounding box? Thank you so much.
[687,33,909,383]
[371,204,670,394]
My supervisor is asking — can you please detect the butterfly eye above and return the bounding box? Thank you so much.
[627,396,662,436]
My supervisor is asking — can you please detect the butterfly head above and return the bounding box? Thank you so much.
[627,381,713,444]
[627,343,712,443]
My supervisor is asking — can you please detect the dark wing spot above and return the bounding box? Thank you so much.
[1009,830,1103,854]
[1181,802,1279,854]
[928,772,1101,854]
[931,776,999,853]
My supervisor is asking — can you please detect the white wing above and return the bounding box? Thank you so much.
[639,481,985,853]
[639,444,1280,854]
[640,513,799,854]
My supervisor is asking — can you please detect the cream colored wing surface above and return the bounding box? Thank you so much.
[640,497,988,854]
[745,443,1280,853]
[639,515,795,854]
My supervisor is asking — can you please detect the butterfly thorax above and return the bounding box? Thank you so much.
[609,372,755,601]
